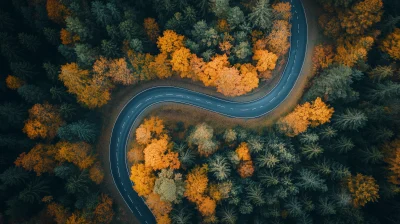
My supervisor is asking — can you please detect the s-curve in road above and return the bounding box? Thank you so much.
[110,0,307,223]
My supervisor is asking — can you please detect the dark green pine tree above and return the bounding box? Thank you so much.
[0,102,27,130]
[58,120,98,142]
[17,85,47,104]
[101,39,120,58]
[368,81,400,101]
[334,109,368,130]
[10,61,38,79]
[60,103,78,120]
[43,27,60,46]
[18,33,41,52]
[248,0,273,30]
[43,62,60,82]
[54,164,77,179]
[66,170,90,194]
[0,167,29,187]
[296,169,327,192]
[18,178,49,204]
[50,86,69,102]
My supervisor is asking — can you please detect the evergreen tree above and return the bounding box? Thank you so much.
[0,102,26,130]
[248,0,273,30]
[334,109,368,130]
[0,167,29,187]
[318,197,336,216]
[43,27,60,45]
[101,40,120,58]
[333,136,354,153]
[58,120,98,142]
[368,81,400,101]
[18,33,40,52]
[284,197,303,218]
[10,62,38,79]
[17,85,47,104]
[296,169,327,192]
[209,155,231,181]
[18,178,49,203]
[301,143,323,160]
[219,206,237,224]
[66,170,90,194]
[43,62,60,82]
[227,7,245,29]
[246,183,265,206]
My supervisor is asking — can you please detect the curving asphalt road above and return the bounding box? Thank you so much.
[110,0,307,223]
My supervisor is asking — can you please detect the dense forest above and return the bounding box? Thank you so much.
[1,0,400,223]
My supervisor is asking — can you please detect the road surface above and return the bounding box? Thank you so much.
[110,0,307,223]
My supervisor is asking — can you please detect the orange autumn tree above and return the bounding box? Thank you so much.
[89,162,104,184]
[145,192,173,224]
[279,97,334,136]
[267,20,291,56]
[347,173,379,207]
[135,116,165,145]
[184,164,216,218]
[130,163,156,196]
[79,75,112,109]
[381,28,400,60]
[334,36,374,67]
[93,194,114,224]
[143,137,180,170]
[216,66,259,97]
[23,103,65,140]
[55,141,95,170]
[157,30,185,54]
[60,28,79,45]
[47,202,69,224]
[339,0,383,36]
[312,44,334,74]
[200,54,230,87]
[272,2,292,21]
[127,144,145,164]
[253,49,278,79]
[187,54,206,80]
[93,57,134,85]
[144,18,160,42]
[235,143,254,178]
[5,75,24,89]
[59,62,90,95]
[15,144,57,176]
[150,53,173,79]
[382,139,400,185]
[46,0,70,24]
[171,47,192,75]
[127,50,155,81]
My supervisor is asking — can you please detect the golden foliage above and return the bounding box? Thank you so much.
[235,142,251,161]
[200,54,230,87]
[267,20,291,56]
[93,57,134,85]
[198,196,216,217]
[128,144,145,164]
[93,194,114,224]
[318,14,341,38]
[382,139,400,185]
[334,36,374,67]
[381,28,400,60]
[130,163,156,196]
[89,162,104,184]
[279,97,334,136]
[46,0,70,24]
[312,44,334,74]
[272,2,292,21]
[347,173,379,207]
[144,18,160,42]
[339,0,383,35]
[55,141,95,170]
[47,202,69,224]
[217,19,230,32]
[127,50,156,81]
[184,164,209,203]
[15,144,57,176]
[143,138,180,170]
[60,28,80,45]
[5,75,24,90]
[145,192,173,223]
[150,53,173,79]
[171,47,192,74]
[157,30,185,54]
[135,116,165,145]
[238,160,255,178]
[253,49,278,73]
[23,103,64,140]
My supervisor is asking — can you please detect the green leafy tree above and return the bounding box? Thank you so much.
[74,44,98,66]
[153,169,185,203]
[233,41,252,61]
[211,0,230,18]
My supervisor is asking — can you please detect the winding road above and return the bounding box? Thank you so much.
[110,0,307,223]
